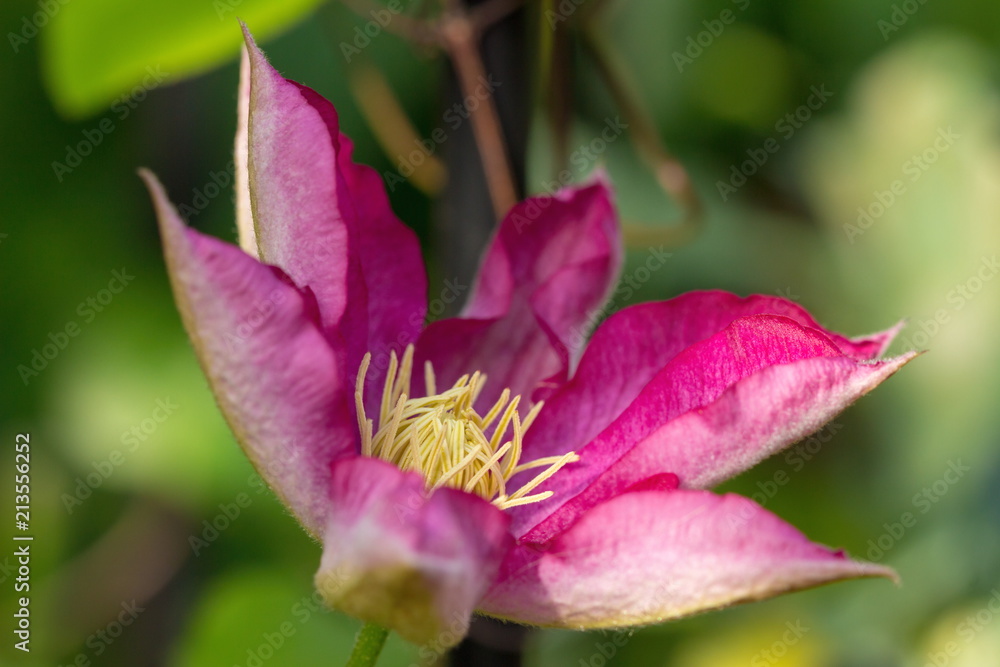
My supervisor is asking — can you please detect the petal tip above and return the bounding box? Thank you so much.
[239,20,268,69]
[839,555,900,586]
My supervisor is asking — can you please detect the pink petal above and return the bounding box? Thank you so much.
[415,179,621,405]
[316,457,511,646]
[480,489,895,628]
[335,131,429,393]
[241,26,426,399]
[511,314,914,541]
[522,291,902,468]
[141,170,355,538]
[516,353,915,542]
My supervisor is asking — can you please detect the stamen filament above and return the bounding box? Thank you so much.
[354,345,577,510]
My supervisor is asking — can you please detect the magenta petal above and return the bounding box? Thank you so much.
[514,352,914,542]
[510,313,913,541]
[315,457,511,646]
[241,27,426,394]
[334,131,428,379]
[521,291,903,467]
[480,489,895,628]
[141,170,355,538]
[415,179,621,405]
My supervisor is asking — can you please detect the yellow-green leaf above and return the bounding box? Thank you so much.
[41,0,324,118]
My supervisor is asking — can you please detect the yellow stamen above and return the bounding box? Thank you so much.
[355,345,578,510]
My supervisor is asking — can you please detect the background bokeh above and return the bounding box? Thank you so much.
[2,0,999,665]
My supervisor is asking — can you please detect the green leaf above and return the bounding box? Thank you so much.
[169,569,421,667]
[41,0,324,118]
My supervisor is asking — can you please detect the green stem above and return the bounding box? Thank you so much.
[345,623,389,667]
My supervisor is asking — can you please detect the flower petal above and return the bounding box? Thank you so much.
[512,315,915,541]
[141,169,354,538]
[234,44,256,256]
[315,457,511,646]
[415,179,621,405]
[335,131,428,375]
[480,489,895,628]
[241,26,426,395]
[522,291,902,467]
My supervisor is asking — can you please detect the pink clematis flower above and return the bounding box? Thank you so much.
[140,27,915,647]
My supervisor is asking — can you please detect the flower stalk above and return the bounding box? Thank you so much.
[346,623,389,667]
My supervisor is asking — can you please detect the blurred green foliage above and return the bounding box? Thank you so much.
[2,0,1000,665]
[40,0,326,117]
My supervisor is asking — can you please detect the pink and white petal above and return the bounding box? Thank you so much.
[416,179,621,405]
[242,26,426,388]
[513,312,845,509]
[243,27,353,336]
[235,45,256,257]
[514,351,915,543]
[316,457,512,646]
[480,489,895,628]
[141,170,355,538]
[522,291,904,467]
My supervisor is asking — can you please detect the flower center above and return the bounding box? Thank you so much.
[354,345,578,509]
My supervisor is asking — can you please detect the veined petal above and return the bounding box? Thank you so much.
[316,457,511,646]
[515,352,915,542]
[415,179,621,406]
[522,291,903,466]
[241,26,426,399]
[141,169,355,538]
[511,314,914,541]
[335,131,428,390]
[244,25,352,336]
[480,489,895,628]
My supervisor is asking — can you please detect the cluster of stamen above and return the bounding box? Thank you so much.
[355,345,578,509]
